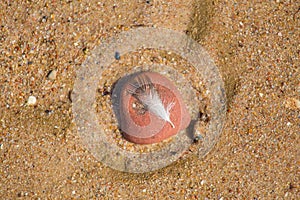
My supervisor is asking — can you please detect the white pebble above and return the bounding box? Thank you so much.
[47,69,57,80]
[27,96,37,105]
[200,180,206,185]
[294,99,300,108]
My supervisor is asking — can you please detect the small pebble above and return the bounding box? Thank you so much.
[285,98,300,110]
[200,180,206,185]
[292,99,300,109]
[194,134,203,143]
[114,51,120,60]
[47,69,57,80]
[27,96,37,105]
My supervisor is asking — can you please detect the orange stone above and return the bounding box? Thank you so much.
[118,72,191,144]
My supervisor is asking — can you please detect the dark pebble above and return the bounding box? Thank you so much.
[114,51,120,60]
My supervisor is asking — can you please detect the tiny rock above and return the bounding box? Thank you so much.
[285,98,300,110]
[27,96,37,105]
[114,51,120,60]
[200,180,206,185]
[47,69,57,80]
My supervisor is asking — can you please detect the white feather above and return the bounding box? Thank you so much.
[128,74,175,128]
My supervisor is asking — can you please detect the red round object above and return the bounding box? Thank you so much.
[119,72,191,144]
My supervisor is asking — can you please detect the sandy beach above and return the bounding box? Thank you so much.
[0,0,299,199]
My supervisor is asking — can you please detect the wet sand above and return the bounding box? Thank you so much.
[0,0,299,199]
